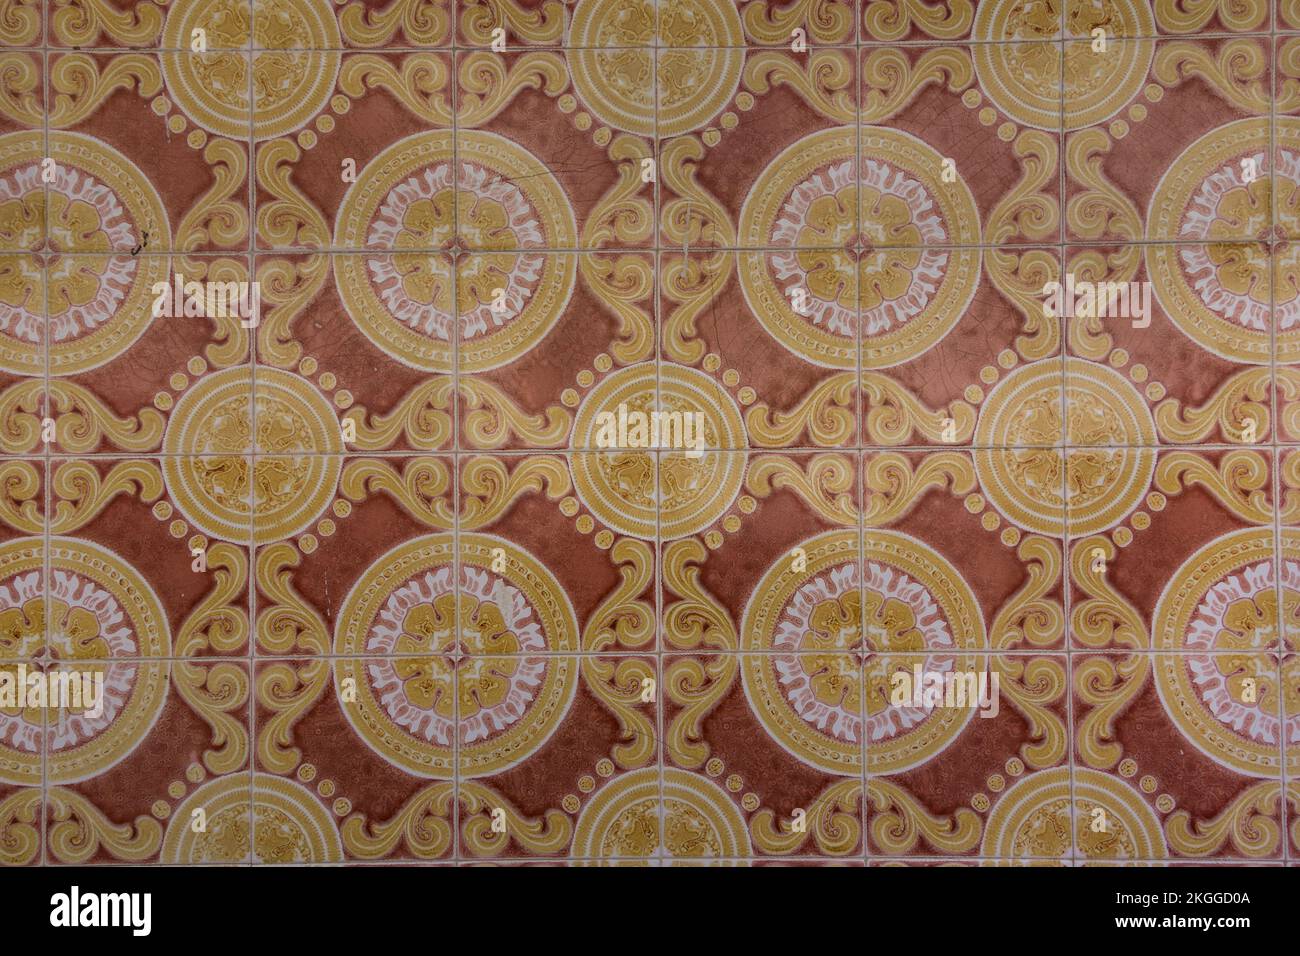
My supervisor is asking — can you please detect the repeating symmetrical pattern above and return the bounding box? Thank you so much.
[0,0,1297,865]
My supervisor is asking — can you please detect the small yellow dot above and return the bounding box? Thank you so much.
[151,96,170,115]
[576,370,595,387]
[962,89,981,108]
[169,520,188,538]
[168,781,187,798]
[334,390,353,409]
[154,392,173,410]
[1112,527,1132,547]
[333,499,352,517]
[575,112,591,130]
[997,350,1017,369]
[578,775,596,792]
[333,798,352,816]
[299,534,318,553]
[703,354,722,372]
[560,497,579,517]
[1109,120,1128,139]
[152,800,171,819]
[188,534,207,552]
[1005,758,1024,776]
[331,94,350,113]
[170,373,189,390]
[964,385,983,403]
[997,122,1016,141]
[594,530,614,549]
[721,112,738,129]
[319,372,337,390]
[1001,527,1021,547]
[153,502,173,520]
[741,792,760,811]
[722,369,740,387]
[737,386,756,405]
[596,759,614,777]
[1144,84,1163,102]
[981,512,1000,531]
[1139,775,1157,793]
[725,774,743,792]
[705,530,724,549]
[1145,382,1165,401]
[1118,759,1138,778]
[298,764,317,782]
[738,495,756,514]
[1130,364,1148,382]
[187,356,207,375]
[594,353,612,372]
[1131,512,1149,530]
[561,388,580,406]
[1156,794,1175,813]
[576,515,594,533]
[594,127,611,146]
[558,94,577,112]
[1146,492,1166,511]
[318,518,336,536]
[722,515,741,533]
[980,366,999,384]
[736,92,754,110]
[299,357,318,376]
[186,763,205,783]
[318,780,335,798]
[702,129,721,147]
[316,115,335,133]
[978,107,997,125]
[706,758,724,776]
[562,794,581,813]
[1128,104,1147,122]
[187,130,206,150]
[965,494,985,513]
[168,115,186,133]
[971,793,990,812]
[1108,349,1129,368]
[987,774,1005,792]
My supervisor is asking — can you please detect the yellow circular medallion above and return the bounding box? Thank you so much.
[571,767,751,863]
[335,533,578,779]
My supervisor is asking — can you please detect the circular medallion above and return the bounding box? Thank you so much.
[973,2,1155,130]
[974,358,1156,537]
[1148,119,1269,242]
[571,767,751,863]
[981,767,1167,860]
[162,366,341,544]
[0,132,171,376]
[738,127,980,369]
[160,0,341,140]
[570,363,746,539]
[334,130,576,372]
[0,537,169,785]
[567,0,744,137]
[1152,528,1295,777]
[162,773,344,863]
[335,533,578,778]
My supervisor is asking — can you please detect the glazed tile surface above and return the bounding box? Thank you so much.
[0,0,1295,865]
